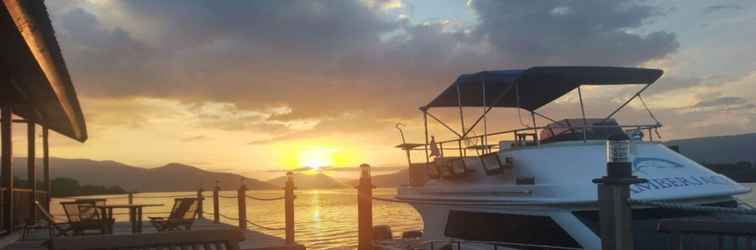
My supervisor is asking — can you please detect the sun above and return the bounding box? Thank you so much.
[298,147,335,169]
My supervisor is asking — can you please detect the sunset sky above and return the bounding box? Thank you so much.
[12,0,756,178]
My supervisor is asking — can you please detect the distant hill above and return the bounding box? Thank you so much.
[267,172,346,189]
[666,133,756,164]
[11,158,276,192]
[344,168,409,188]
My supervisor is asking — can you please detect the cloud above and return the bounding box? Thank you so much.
[471,0,679,66]
[180,135,207,142]
[50,0,680,143]
[693,96,753,110]
[704,4,742,14]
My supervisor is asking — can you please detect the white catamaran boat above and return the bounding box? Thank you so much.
[391,67,752,250]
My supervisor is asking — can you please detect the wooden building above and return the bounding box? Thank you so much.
[1,0,87,234]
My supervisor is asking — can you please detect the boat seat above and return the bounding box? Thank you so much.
[431,157,474,179]
[479,152,513,175]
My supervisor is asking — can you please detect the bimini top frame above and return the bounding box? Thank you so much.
[413,66,664,163]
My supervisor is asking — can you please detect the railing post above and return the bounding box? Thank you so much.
[1,105,15,232]
[357,163,374,250]
[213,181,220,223]
[238,179,247,230]
[593,136,646,250]
[284,171,296,244]
[197,186,204,219]
[128,192,134,204]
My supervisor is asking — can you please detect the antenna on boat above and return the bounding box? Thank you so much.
[395,123,406,144]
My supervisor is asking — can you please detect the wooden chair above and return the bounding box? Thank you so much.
[61,201,111,236]
[49,229,244,250]
[22,201,73,240]
[149,198,199,232]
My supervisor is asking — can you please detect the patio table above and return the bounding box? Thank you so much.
[96,204,163,233]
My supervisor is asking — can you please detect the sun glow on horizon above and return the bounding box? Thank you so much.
[298,147,337,169]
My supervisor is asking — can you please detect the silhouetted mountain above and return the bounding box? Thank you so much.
[11,157,276,192]
[345,168,409,188]
[666,133,756,164]
[267,172,346,189]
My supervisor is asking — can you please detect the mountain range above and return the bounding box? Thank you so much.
[7,132,754,191]
[267,172,347,189]
[666,132,756,164]
[11,158,276,192]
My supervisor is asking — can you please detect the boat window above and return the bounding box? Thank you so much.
[540,118,626,144]
[445,210,581,248]
[573,200,749,250]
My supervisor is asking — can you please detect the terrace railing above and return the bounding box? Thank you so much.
[48,175,297,244]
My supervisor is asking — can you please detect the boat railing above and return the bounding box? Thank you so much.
[403,123,663,162]
[658,220,756,250]
[388,238,584,250]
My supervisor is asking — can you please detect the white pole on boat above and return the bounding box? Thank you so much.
[530,111,538,145]
[423,109,429,163]
[481,74,488,153]
[577,86,588,142]
[456,81,465,157]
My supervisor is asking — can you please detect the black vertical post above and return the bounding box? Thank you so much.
[593,135,646,250]
[42,127,50,212]
[27,121,36,222]
[1,106,14,233]
[196,186,204,219]
[357,163,374,250]
[213,181,220,223]
[284,171,296,244]
[238,179,247,230]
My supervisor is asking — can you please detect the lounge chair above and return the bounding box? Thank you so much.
[61,201,112,235]
[21,201,72,240]
[149,198,199,232]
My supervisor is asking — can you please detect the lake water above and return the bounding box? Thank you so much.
[52,183,756,250]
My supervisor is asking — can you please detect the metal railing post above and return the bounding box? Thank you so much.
[284,171,296,244]
[213,181,220,223]
[593,136,646,250]
[357,163,374,250]
[238,179,247,230]
[197,186,204,218]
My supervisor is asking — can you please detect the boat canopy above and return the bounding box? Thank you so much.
[1,0,87,141]
[424,66,663,111]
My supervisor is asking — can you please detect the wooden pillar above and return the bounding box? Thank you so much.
[284,172,295,244]
[1,106,14,232]
[237,180,247,230]
[213,181,220,223]
[357,164,373,250]
[196,186,204,219]
[128,192,134,204]
[27,121,36,222]
[42,127,50,211]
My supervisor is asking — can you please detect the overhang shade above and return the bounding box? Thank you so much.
[425,66,663,111]
[1,0,87,141]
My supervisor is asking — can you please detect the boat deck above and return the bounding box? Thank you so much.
[1,218,304,250]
